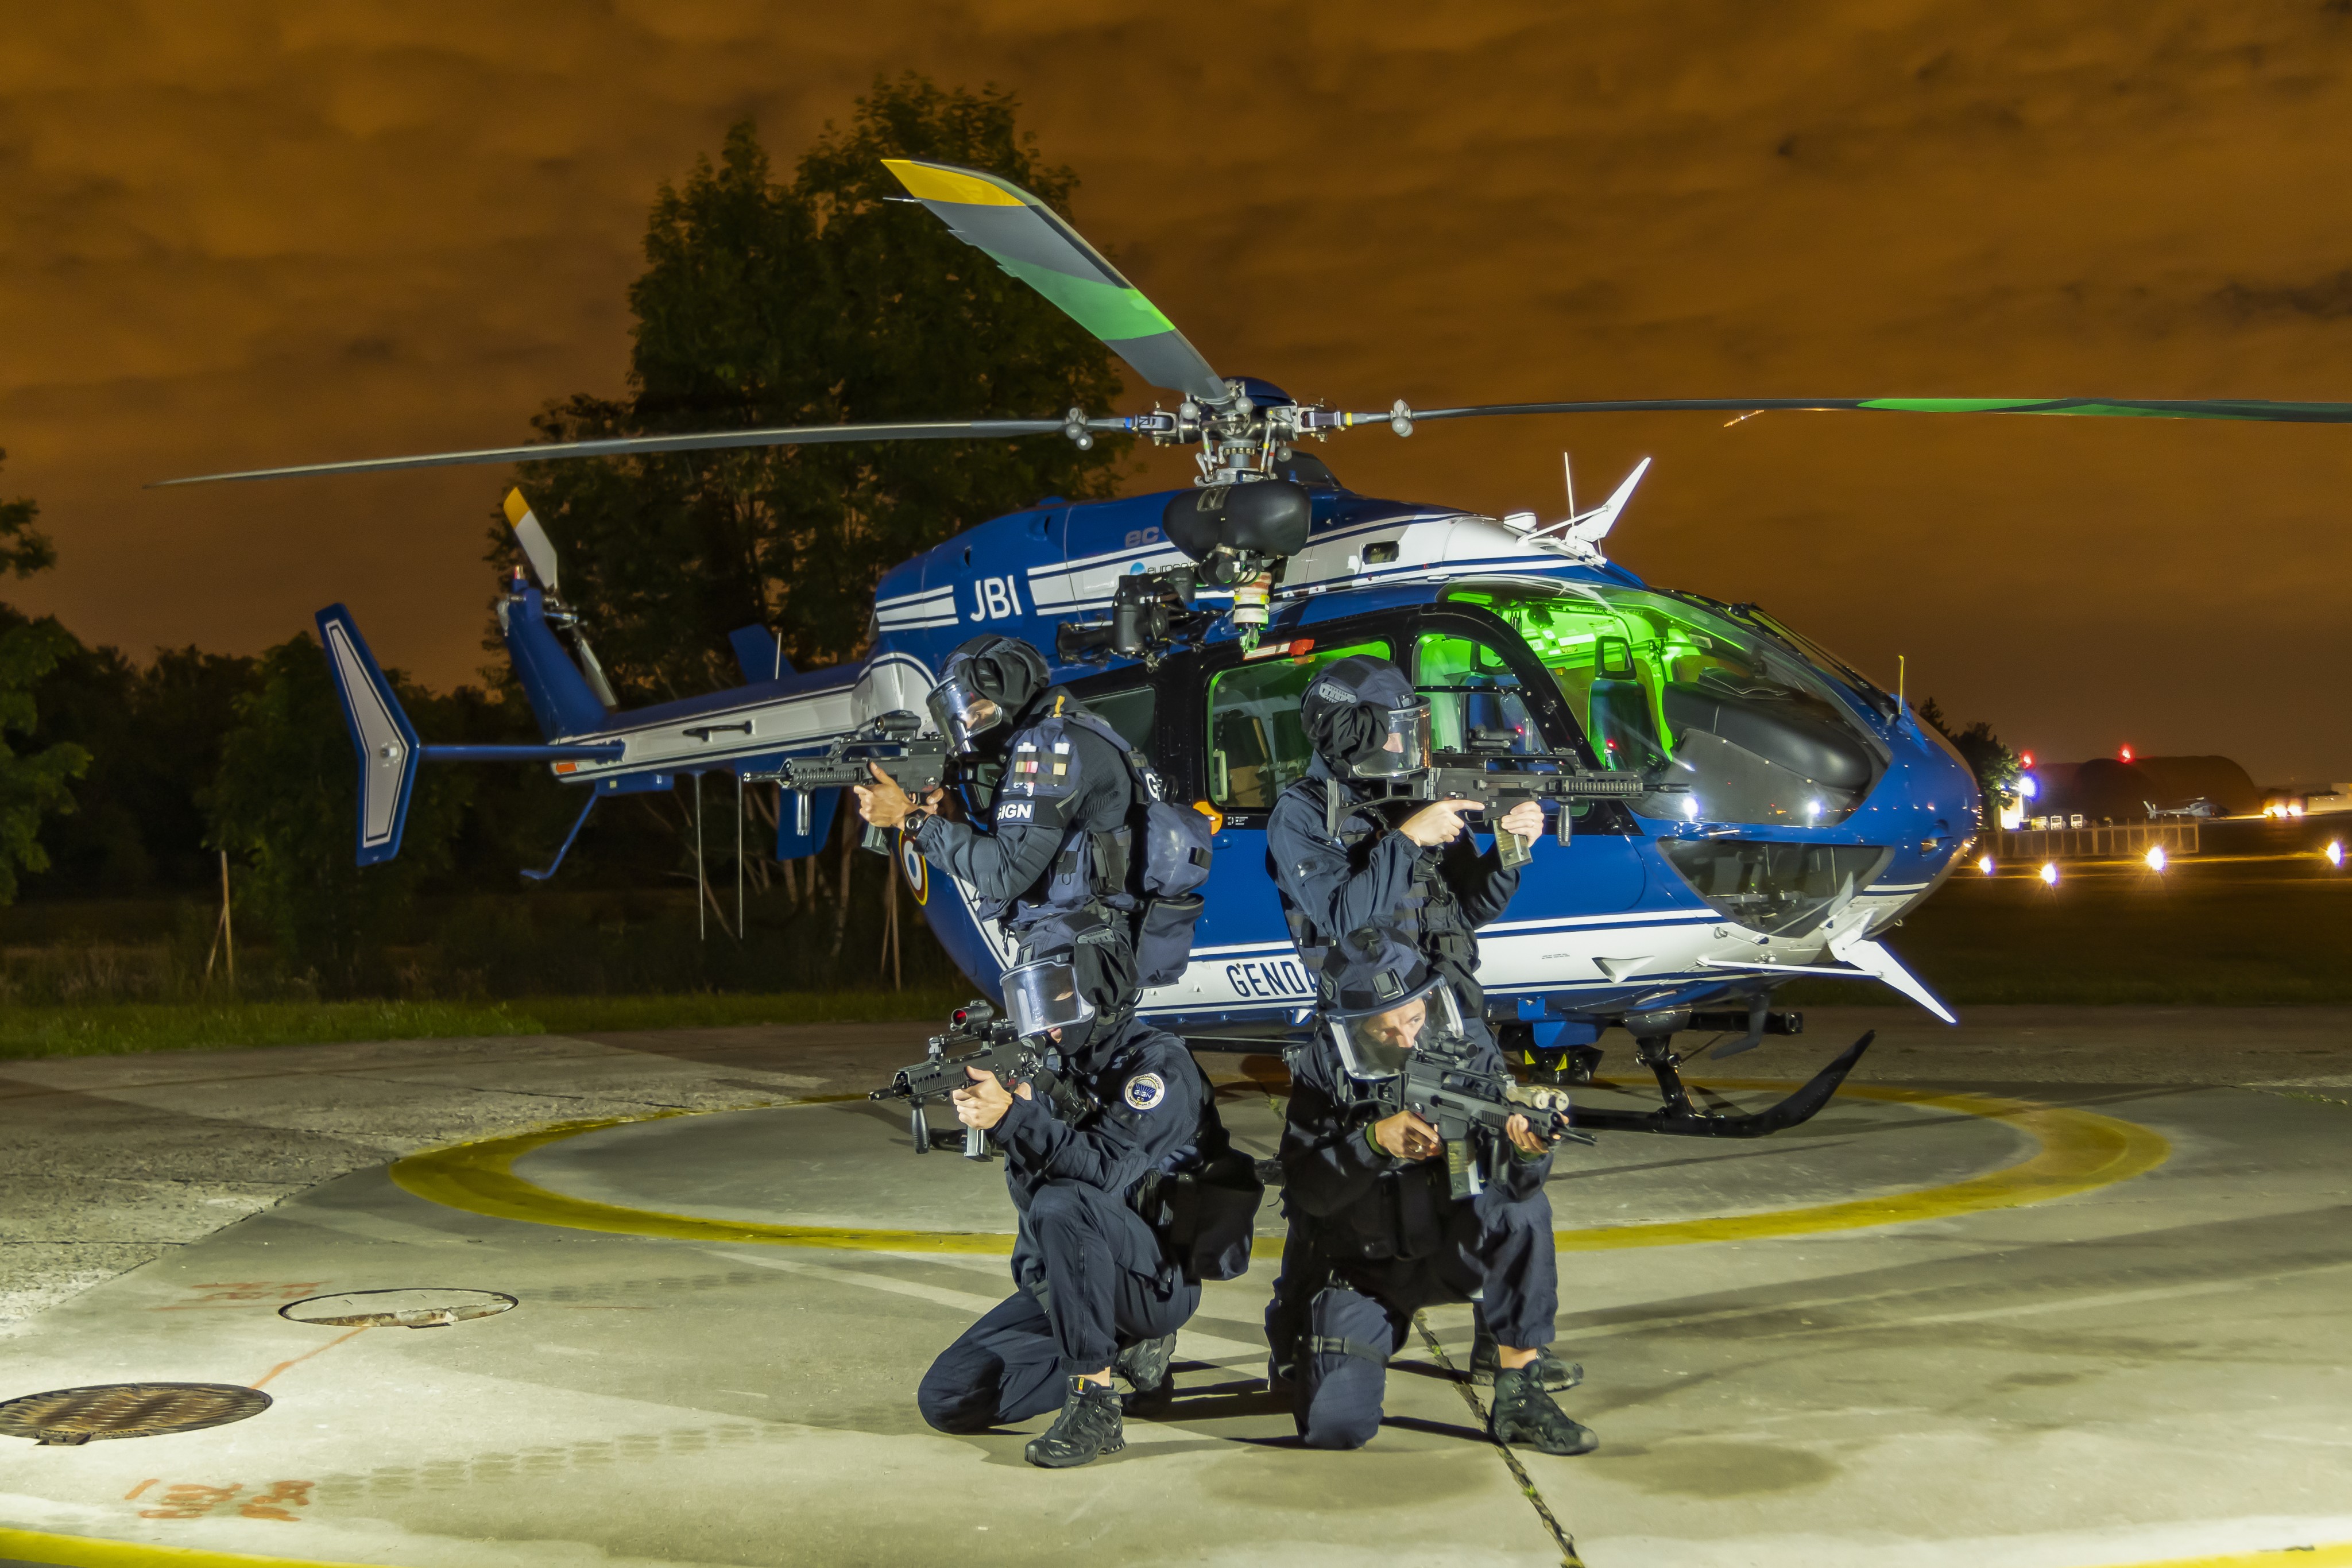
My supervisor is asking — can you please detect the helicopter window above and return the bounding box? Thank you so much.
[1079,685,1157,762]
[1445,582,1884,826]
[1206,640,1391,811]
[1411,634,1542,756]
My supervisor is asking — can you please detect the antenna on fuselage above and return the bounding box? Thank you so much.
[1562,451,1575,518]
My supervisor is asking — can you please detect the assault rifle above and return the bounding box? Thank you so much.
[869,1000,1054,1160]
[748,710,950,855]
[1359,744,1678,868]
[1367,1023,1595,1199]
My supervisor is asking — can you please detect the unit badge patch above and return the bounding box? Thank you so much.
[1122,1072,1167,1112]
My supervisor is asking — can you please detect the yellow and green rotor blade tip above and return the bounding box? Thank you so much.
[883,158,1228,404]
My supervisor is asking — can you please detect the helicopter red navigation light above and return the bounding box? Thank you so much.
[2120,745,2134,763]
[2020,752,2034,768]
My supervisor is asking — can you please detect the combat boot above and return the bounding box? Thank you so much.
[1470,1311,1582,1392]
[1115,1333,1178,1414]
[1488,1366,1598,1455]
[1024,1375,1126,1468]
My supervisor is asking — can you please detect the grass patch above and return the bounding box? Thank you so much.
[0,988,966,1060]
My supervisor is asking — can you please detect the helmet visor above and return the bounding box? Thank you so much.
[927,679,1004,754]
[1350,700,1433,779]
[1000,957,1095,1042]
[1326,979,1464,1081]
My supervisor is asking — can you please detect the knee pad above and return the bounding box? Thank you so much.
[1295,1286,1393,1450]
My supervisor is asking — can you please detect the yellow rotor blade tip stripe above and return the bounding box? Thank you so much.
[882,158,1025,208]
[503,488,531,526]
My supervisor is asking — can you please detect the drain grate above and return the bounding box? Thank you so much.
[0,1383,271,1446]
[280,1287,517,1329]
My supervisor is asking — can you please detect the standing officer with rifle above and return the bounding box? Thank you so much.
[1263,654,1596,1454]
[855,633,1140,1001]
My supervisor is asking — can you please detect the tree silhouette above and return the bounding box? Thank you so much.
[503,79,1131,701]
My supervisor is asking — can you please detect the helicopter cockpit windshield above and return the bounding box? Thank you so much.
[1445,582,1888,828]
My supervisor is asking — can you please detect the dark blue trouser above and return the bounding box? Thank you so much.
[1272,1183,1558,1446]
[917,1183,1198,1433]
[1269,1180,1559,1365]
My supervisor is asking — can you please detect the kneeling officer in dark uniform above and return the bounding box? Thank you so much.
[1263,653,1593,1453]
[912,954,1232,1468]
[1274,942,1595,1454]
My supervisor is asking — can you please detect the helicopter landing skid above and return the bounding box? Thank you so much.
[1568,1030,1875,1139]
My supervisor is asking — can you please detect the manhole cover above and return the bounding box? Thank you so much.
[0,1383,270,1446]
[279,1288,517,1329]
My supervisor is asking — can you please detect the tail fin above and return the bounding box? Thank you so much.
[315,605,421,866]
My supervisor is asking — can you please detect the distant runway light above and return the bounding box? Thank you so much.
[2039,861,2060,886]
[1977,854,1995,875]
[2144,845,2167,873]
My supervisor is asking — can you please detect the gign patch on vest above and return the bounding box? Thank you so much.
[1122,1072,1166,1112]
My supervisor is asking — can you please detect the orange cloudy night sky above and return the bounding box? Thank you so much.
[3,2,2349,783]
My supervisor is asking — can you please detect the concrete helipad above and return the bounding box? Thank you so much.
[2,1012,2349,1567]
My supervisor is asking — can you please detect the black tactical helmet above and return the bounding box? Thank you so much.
[1299,655,1432,781]
[930,636,1051,754]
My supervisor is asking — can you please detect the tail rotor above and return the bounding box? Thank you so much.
[504,489,620,710]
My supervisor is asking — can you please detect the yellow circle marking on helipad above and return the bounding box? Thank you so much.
[388,1081,2168,1255]
[390,1100,1018,1255]
[1550,1078,2171,1250]
[0,1524,400,1567]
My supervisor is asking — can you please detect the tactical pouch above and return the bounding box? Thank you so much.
[1296,1286,1395,1449]
[1135,1144,1263,1283]
[1133,891,1205,988]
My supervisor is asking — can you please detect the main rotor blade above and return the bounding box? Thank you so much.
[152,419,1070,486]
[1388,396,2352,424]
[883,158,1228,405]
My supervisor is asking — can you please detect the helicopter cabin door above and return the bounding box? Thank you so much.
[1150,628,1402,1023]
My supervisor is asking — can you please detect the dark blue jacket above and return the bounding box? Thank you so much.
[1264,756,1522,1005]
[992,1014,1212,1278]
[909,690,1134,946]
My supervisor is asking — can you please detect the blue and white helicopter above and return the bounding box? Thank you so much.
[170,156,2352,1124]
